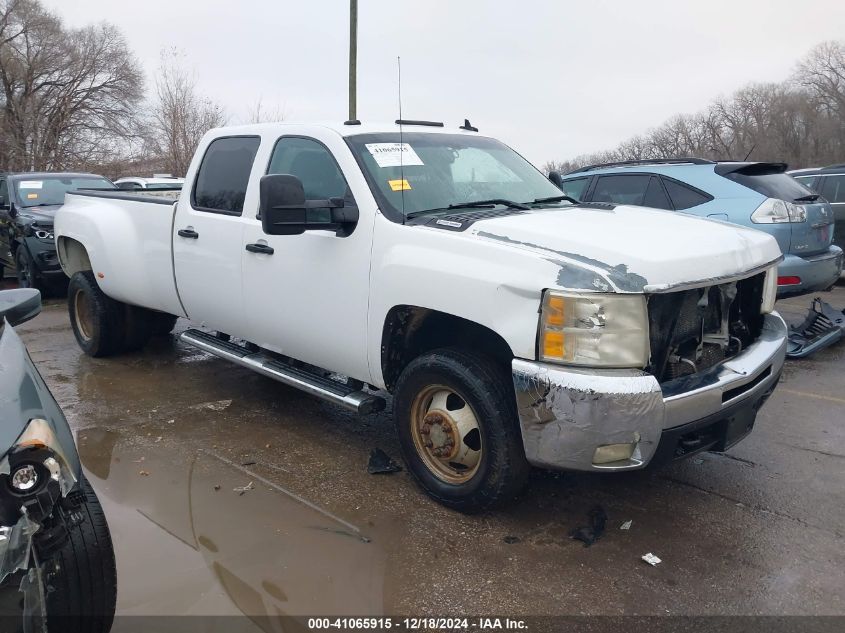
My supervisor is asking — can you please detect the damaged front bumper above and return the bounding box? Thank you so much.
[512,312,787,472]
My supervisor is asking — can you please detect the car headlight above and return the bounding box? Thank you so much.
[0,418,76,498]
[751,198,806,224]
[761,267,777,314]
[538,291,650,368]
[34,229,54,240]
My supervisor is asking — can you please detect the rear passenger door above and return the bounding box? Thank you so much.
[173,135,261,336]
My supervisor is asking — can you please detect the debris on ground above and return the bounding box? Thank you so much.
[642,553,662,566]
[234,481,255,495]
[787,298,845,358]
[191,399,233,412]
[620,520,633,530]
[569,505,607,547]
[367,448,403,474]
[503,535,521,544]
[139,470,150,476]
[241,460,257,466]
[213,485,221,491]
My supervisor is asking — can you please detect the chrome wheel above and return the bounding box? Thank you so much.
[73,289,94,342]
[410,385,483,484]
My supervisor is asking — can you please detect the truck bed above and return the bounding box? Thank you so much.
[56,191,185,317]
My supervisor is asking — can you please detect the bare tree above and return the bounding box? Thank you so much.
[0,0,144,171]
[549,40,845,172]
[244,97,286,124]
[147,48,226,176]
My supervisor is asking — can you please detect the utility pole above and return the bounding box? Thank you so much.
[348,0,358,121]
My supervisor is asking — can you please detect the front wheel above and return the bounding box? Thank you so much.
[15,248,43,292]
[393,349,530,513]
[44,475,117,633]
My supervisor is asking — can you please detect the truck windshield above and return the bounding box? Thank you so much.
[14,176,116,208]
[346,132,564,219]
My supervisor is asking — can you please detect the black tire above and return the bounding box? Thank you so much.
[15,247,43,292]
[67,271,126,357]
[393,348,530,513]
[150,312,178,336]
[45,475,117,633]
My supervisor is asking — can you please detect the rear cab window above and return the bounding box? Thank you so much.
[192,136,261,215]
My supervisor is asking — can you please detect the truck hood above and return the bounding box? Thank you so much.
[469,204,782,292]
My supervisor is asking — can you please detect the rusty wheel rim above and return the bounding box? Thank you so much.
[410,384,483,484]
[74,289,94,342]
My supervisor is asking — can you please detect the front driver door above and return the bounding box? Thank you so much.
[241,134,373,382]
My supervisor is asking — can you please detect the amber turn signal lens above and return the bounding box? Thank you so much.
[542,330,565,358]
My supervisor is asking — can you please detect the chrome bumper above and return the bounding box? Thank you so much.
[512,312,787,472]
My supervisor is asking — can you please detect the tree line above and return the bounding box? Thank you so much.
[3,1,843,179]
[0,0,282,177]
[545,40,845,174]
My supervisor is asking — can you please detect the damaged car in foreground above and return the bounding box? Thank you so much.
[54,121,787,512]
[0,289,116,632]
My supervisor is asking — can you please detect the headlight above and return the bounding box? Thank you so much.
[34,229,54,240]
[751,198,806,224]
[761,267,777,314]
[538,291,649,368]
[0,418,76,497]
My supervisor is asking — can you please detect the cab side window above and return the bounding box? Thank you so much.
[192,136,261,215]
[117,182,142,190]
[267,137,350,201]
[0,179,7,208]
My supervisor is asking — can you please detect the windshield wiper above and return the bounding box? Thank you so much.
[406,198,530,221]
[794,194,820,203]
[447,199,530,211]
[532,194,580,204]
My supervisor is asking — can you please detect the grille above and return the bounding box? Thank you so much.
[647,273,765,382]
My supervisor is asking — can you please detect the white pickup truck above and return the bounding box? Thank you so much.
[55,121,787,511]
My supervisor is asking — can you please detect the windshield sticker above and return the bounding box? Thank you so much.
[365,143,424,168]
[388,179,411,192]
[26,193,38,199]
[19,180,43,189]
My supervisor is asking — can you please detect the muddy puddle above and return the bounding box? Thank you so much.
[78,428,388,630]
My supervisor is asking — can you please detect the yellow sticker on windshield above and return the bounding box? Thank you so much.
[388,179,411,192]
[27,193,38,199]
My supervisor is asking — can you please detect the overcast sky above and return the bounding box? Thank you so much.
[42,0,845,166]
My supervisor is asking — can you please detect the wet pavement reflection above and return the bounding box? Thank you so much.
[78,428,385,626]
